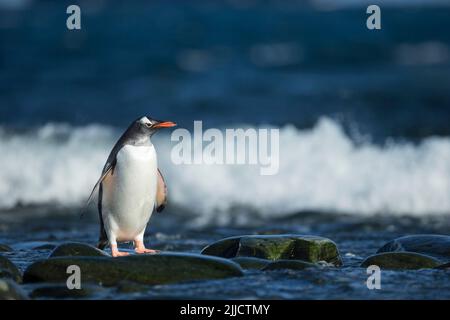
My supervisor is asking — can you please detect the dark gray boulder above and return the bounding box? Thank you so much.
[24,252,243,286]
[231,257,271,270]
[0,244,12,252]
[262,259,319,271]
[49,242,110,258]
[30,283,105,299]
[0,279,28,300]
[377,235,450,263]
[0,255,22,283]
[33,244,57,250]
[361,252,441,270]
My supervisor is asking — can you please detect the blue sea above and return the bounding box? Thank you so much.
[0,0,449,299]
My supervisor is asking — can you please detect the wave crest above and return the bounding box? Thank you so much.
[1,118,449,224]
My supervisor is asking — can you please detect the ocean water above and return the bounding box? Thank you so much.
[0,0,449,299]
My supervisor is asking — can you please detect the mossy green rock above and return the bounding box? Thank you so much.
[0,244,12,252]
[361,252,441,270]
[0,279,28,300]
[201,235,342,266]
[24,252,243,286]
[262,259,319,271]
[0,255,22,283]
[377,235,450,262]
[231,257,271,269]
[49,242,110,258]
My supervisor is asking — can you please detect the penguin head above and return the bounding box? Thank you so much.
[137,116,177,136]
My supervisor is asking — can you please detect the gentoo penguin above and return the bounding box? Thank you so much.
[86,116,176,257]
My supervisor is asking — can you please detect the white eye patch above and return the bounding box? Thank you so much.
[139,116,152,125]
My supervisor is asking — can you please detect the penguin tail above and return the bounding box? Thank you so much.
[97,225,109,250]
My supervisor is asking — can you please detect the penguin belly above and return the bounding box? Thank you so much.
[101,144,157,242]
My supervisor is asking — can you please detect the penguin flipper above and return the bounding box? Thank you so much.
[81,164,115,218]
[97,183,109,250]
[156,168,167,212]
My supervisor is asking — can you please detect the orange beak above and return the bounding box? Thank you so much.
[152,121,177,129]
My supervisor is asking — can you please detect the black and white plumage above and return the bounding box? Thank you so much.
[86,116,176,257]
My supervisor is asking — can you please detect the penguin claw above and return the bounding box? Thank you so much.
[111,250,130,257]
[135,248,160,254]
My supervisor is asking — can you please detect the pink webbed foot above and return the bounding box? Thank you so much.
[134,240,160,254]
[111,244,130,258]
[135,248,159,254]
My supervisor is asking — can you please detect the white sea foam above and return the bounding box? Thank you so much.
[0,123,116,208]
[0,118,449,224]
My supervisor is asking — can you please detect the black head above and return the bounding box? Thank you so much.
[135,116,177,136]
[121,116,176,146]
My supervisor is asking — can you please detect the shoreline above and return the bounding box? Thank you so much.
[1,209,449,299]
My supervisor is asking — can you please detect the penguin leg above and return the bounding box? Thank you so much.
[134,230,159,254]
[108,233,130,257]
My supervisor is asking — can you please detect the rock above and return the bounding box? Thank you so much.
[262,259,319,271]
[33,244,57,250]
[0,244,12,252]
[377,235,450,262]
[49,242,110,258]
[0,279,28,300]
[231,257,271,270]
[23,252,243,286]
[201,235,342,266]
[30,284,104,299]
[115,281,151,293]
[436,262,450,269]
[0,255,22,283]
[202,237,241,258]
[360,252,441,270]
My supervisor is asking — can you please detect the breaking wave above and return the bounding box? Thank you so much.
[0,118,449,224]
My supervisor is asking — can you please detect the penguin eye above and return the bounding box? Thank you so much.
[145,122,152,128]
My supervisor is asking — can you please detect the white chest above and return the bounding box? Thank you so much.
[116,144,157,172]
[101,144,158,240]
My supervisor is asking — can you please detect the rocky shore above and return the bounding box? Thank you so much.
[1,233,449,300]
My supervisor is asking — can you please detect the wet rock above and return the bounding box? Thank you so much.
[202,237,241,258]
[201,235,342,266]
[262,259,319,271]
[377,235,450,263]
[0,279,28,300]
[49,242,110,258]
[360,252,441,270]
[115,281,151,294]
[33,244,57,250]
[436,262,450,269]
[231,257,271,270]
[23,252,243,286]
[0,255,22,283]
[0,244,12,252]
[30,284,104,299]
